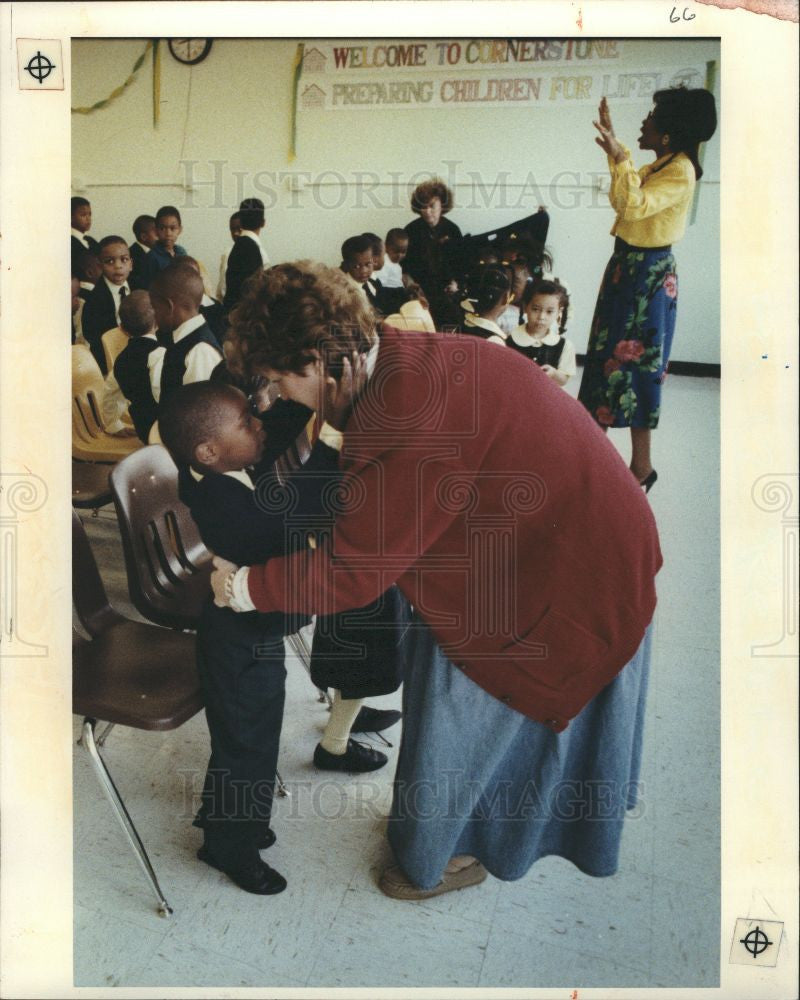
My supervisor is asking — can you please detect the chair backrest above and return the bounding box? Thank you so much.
[72,344,107,444]
[101,326,130,373]
[72,509,123,636]
[109,445,213,630]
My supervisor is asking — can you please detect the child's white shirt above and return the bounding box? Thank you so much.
[372,259,403,288]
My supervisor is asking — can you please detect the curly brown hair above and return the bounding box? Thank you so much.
[226,260,377,377]
[410,177,454,215]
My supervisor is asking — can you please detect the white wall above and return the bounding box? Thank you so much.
[72,37,720,363]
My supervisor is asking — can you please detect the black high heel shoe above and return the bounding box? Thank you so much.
[639,469,658,494]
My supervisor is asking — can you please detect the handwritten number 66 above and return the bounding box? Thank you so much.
[670,6,696,21]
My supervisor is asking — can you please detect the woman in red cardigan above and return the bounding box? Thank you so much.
[212,260,662,900]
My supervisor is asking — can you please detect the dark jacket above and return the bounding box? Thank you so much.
[223,235,264,310]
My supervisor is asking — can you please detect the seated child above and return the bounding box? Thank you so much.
[149,263,223,411]
[71,196,98,273]
[128,214,158,289]
[223,198,269,310]
[372,228,408,289]
[340,234,402,316]
[159,380,405,894]
[107,290,166,442]
[216,212,242,301]
[142,205,188,286]
[509,277,576,387]
[81,235,133,374]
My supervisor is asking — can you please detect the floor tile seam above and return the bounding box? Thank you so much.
[299,880,366,986]
[131,937,297,988]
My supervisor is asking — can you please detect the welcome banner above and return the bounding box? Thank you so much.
[296,39,707,111]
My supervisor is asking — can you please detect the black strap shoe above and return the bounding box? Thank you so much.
[313,739,388,773]
[197,845,287,895]
[350,706,402,734]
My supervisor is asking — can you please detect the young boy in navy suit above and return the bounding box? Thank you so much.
[223,198,268,310]
[80,235,132,373]
[70,196,99,273]
[159,380,352,894]
[128,214,157,289]
[110,290,165,443]
[149,263,222,415]
[340,234,403,316]
[142,205,188,286]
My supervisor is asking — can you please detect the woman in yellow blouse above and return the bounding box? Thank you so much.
[578,88,717,491]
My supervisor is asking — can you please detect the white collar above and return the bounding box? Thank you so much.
[103,276,130,296]
[464,314,508,340]
[172,313,206,343]
[511,325,560,348]
[79,281,94,291]
[201,293,215,307]
[135,240,151,253]
[240,229,262,243]
[71,228,89,245]
[189,467,254,490]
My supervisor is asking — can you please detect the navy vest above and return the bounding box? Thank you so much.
[113,338,162,443]
[160,322,221,404]
[509,335,566,370]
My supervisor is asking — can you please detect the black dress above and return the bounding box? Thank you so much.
[403,215,463,327]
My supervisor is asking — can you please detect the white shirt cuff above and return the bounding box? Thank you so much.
[230,566,256,612]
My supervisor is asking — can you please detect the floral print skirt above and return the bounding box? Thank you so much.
[578,246,678,429]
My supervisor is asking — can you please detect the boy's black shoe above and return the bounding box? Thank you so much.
[193,814,276,850]
[313,739,388,773]
[350,706,402,734]
[197,845,287,895]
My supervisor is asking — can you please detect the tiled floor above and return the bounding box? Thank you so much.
[74,372,720,990]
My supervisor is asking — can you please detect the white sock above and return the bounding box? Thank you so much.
[319,691,363,755]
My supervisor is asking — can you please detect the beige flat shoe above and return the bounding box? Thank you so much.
[379,860,488,900]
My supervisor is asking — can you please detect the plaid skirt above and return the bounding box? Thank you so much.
[578,246,678,429]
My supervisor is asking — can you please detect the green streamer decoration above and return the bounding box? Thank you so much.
[690,59,717,226]
[71,40,153,116]
[289,42,305,162]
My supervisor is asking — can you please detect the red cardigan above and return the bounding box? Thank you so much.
[248,327,662,731]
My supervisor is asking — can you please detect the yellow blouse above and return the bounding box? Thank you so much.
[608,146,695,247]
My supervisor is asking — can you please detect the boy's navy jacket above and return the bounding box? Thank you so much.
[81,279,119,373]
[223,236,263,310]
[128,243,150,290]
[177,399,337,635]
[113,337,162,443]
[178,397,409,694]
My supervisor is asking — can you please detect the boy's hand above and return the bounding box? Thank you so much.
[211,556,239,607]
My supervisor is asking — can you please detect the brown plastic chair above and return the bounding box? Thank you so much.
[72,459,113,514]
[109,445,213,631]
[72,344,142,463]
[72,509,203,916]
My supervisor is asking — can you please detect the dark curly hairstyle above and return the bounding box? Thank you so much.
[652,87,717,181]
[410,177,454,215]
[522,277,570,337]
[226,260,377,377]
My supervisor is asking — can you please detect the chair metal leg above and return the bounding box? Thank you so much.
[286,631,332,707]
[96,721,116,747]
[80,718,173,917]
[275,769,289,798]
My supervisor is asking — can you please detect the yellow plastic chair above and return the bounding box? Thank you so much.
[72,345,142,463]
[101,326,130,374]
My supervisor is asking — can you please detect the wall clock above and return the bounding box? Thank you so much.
[167,39,213,65]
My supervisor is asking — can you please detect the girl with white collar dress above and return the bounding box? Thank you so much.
[509,278,576,387]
